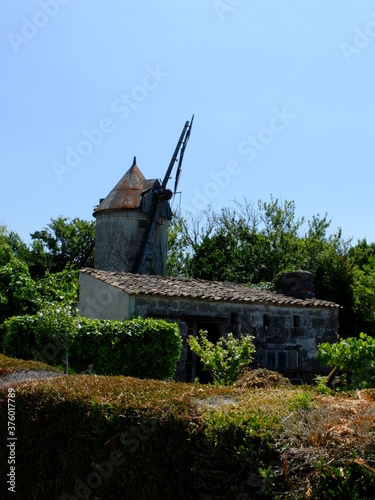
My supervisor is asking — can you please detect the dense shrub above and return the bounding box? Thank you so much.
[71,316,182,379]
[1,313,182,380]
[0,376,292,499]
[188,330,255,385]
[1,315,38,359]
[318,333,375,389]
[0,373,373,499]
[0,353,61,376]
[0,258,38,324]
[34,304,76,366]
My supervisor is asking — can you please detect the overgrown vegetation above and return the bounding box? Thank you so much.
[235,368,292,389]
[318,333,375,390]
[168,199,375,337]
[188,330,255,385]
[1,202,375,498]
[2,313,182,380]
[0,365,374,499]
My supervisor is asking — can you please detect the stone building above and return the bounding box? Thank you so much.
[78,158,339,383]
[78,268,339,383]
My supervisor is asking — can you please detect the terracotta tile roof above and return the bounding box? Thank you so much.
[80,268,340,309]
[93,157,156,215]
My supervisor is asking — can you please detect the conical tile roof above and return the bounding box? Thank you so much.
[94,157,155,215]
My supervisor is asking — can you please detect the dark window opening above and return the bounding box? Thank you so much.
[263,314,271,327]
[293,315,301,328]
[231,313,239,325]
[265,350,298,370]
[278,351,287,369]
[186,322,219,384]
[267,351,276,370]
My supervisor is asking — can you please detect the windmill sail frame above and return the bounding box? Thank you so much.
[132,115,194,274]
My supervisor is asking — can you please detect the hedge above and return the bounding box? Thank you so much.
[1,315,38,360]
[70,317,182,379]
[1,376,374,499]
[1,314,182,380]
[0,376,286,499]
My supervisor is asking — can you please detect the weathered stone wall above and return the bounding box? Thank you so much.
[77,273,339,383]
[94,210,168,275]
[134,295,338,382]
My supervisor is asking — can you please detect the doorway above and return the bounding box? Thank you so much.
[186,321,220,383]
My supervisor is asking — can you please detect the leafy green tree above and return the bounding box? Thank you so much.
[0,257,38,325]
[184,197,306,284]
[6,230,31,263]
[0,222,82,327]
[0,226,13,267]
[167,213,191,277]
[258,197,304,279]
[30,216,95,276]
[172,198,375,337]
[188,330,255,385]
[349,238,375,269]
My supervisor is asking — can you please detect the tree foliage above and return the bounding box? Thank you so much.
[168,198,375,337]
[0,220,85,327]
[29,216,95,276]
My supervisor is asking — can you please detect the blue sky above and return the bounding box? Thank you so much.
[1,1,375,245]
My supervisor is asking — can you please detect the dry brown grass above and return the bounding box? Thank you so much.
[276,390,375,498]
[235,368,292,389]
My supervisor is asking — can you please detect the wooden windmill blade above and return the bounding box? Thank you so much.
[174,114,194,194]
[132,116,194,274]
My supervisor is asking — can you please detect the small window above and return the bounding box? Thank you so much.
[266,351,276,369]
[231,313,239,325]
[265,350,298,370]
[293,315,301,328]
[287,351,298,369]
[278,351,287,369]
[263,314,271,327]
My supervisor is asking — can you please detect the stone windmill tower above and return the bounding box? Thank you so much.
[93,117,193,276]
[93,157,171,275]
